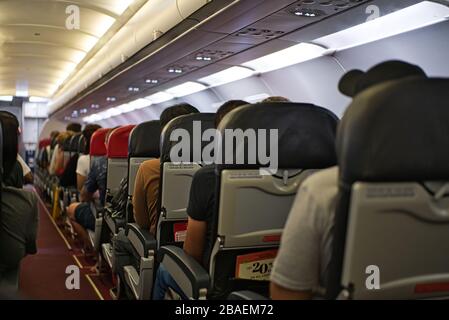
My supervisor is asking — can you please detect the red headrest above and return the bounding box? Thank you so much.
[107,125,135,159]
[39,138,51,149]
[90,128,110,156]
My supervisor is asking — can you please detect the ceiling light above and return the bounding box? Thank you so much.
[199,66,255,87]
[146,79,159,84]
[165,82,207,98]
[314,1,449,51]
[291,9,322,17]
[242,43,325,74]
[106,97,117,102]
[29,96,50,103]
[145,92,174,104]
[80,108,88,114]
[91,104,100,109]
[128,98,152,110]
[0,96,13,102]
[168,68,183,74]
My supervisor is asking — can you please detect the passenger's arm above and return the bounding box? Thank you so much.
[133,163,150,229]
[270,282,313,300]
[183,217,207,265]
[77,174,86,192]
[80,185,93,202]
[54,147,64,174]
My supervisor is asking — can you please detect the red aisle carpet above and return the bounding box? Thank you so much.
[18,190,112,300]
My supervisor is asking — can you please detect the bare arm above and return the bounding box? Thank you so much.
[77,174,86,192]
[183,217,207,265]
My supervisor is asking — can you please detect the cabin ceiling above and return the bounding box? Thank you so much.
[0,0,141,98]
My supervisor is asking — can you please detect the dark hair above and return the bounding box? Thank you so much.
[215,100,249,128]
[160,103,199,128]
[0,111,19,179]
[261,96,291,103]
[66,122,82,133]
[82,124,102,155]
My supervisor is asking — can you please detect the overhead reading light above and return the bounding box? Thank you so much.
[315,1,449,52]
[290,8,323,18]
[80,108,88,114]
[199,66,255,87]
[91,104,100,109]
[196,56,213,61]
[146,79,159,84]
[0,96,14,102]
[106,97,117,102]
[145,92,174,104]
[242,43,325,74]
[128,86,140,92]
[168,68,183,74]
[165,82,207,98]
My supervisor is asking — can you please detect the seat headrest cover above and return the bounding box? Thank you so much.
[107,125,136,159]
[161,113,216,163]
[217,103,338,170]
[62,135,72,151]
[39,138,51,149]
[68,134,81,152]
[90,128,110,156]
[129,120,161,158]
[77,135,87,154]
[337,78,449,184]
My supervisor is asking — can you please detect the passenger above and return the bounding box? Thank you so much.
[76,124,102,191]
[48,123,81,175]
[66,129,112,252]
[0,111,39,288]
[152,100,249,300]
[262,96,291,103]
[111,103,200,299]
[269,60,428,300]
[17,155,33,185]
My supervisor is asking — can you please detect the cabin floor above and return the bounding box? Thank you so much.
[19,187,113,300]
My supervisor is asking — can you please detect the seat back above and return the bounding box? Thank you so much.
[90,128,109,161]
[158,113,215,245]
[327,78,449,300]
[210,102,338,298]
[77,134,87,155]
[106,125,135,200]
[127,121,161,220]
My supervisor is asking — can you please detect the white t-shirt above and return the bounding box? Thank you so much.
[76,154,90,177]
[17,155,31,177]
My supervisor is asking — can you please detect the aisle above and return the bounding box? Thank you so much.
[18,191,106,300]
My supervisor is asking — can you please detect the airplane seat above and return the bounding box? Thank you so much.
[61,134,82,211]
[125,120,161,222]
[326,77,449,300]
[159,102,338,300]
[116,120,161,300]
[157,113,215,246]
[84,128,110,251]
[123,113,214,300]
[100,125,135,268]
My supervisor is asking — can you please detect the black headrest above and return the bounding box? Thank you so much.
[217,103,339,171]
[62,135,72,151]
[77,135,87,154]
[68,134,81,152]
[337,77,449,185]
[161,113,215,163]
[129,120,161,158]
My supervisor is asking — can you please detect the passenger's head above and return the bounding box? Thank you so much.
[160,103,200,128]
[82,124,102,155]
[339,60,427,97]
[0,111,19,177]
[50,130,60,140]
[66,122,82,133]
[262,96,291,103]
[215,100,249,128]
[57,131,73,148]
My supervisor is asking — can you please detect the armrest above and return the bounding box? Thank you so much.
[126,223,157,258]
[159,245,210,300]
[228,290,269,300]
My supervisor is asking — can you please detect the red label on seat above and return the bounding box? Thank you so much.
[415,282,449,294]
[235,250,278,281]
[263,235,281,243]
[173,222,188,242]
